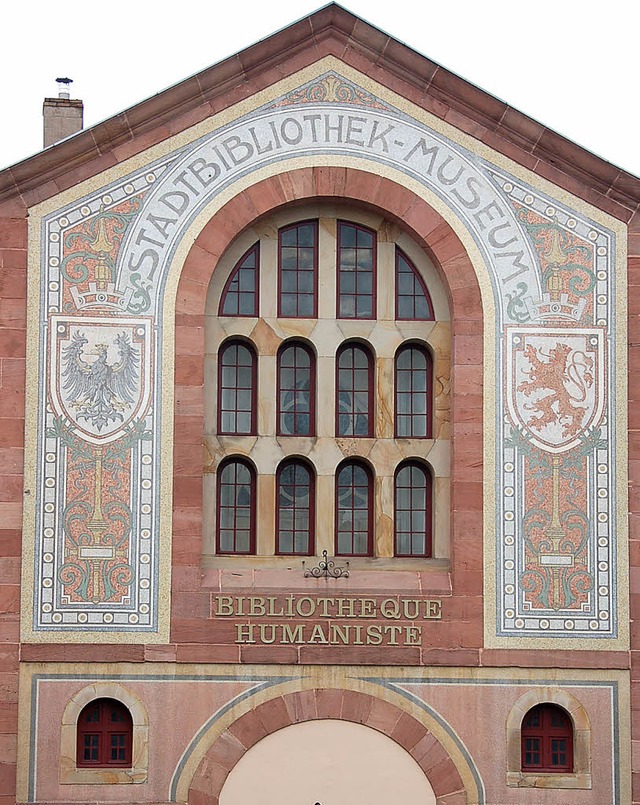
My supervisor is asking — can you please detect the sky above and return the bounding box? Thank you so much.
[1,0,637,176]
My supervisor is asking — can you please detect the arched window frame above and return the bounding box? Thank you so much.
[394,343,433,439]
[336,221,376,319]
[335,459,374,557]
[76,698,133,768]
[278,220,318,318]
[216,457,257,555]
[217,339,257,436]
[219,242,259,317]
[506,689,591,790]
[60,682,148,784]
[395,247,434,320]
[277,341,316,436]
[275,458,315,556]
[521,703,573,773]
[335,342,374,438]
[394,460,433,558]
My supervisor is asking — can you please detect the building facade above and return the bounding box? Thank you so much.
[0,5,639,803]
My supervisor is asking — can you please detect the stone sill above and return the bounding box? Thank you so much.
[60,766,147,785]
[201,557,452,594]
[506,771,591,790]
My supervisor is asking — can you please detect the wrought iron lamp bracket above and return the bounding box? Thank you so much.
[303,550,349,579]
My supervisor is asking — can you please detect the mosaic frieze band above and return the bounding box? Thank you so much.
[29,71,621,640]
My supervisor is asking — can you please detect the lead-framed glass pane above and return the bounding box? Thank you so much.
[218,341,256,435]
[394,462,432,557]
[219,243,259,316]
[278,343,315,435]
[279,221,318,317]
[217,459,255,554]
[337,222,376,319]
[276,460,314,555]
[335,461,372,556]
[336,344,373,437]
[395,345,432,438]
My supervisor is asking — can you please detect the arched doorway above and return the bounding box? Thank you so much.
[219,719,437,805]
[181,688,476,804]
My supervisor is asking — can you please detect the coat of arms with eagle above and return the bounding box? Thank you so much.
[50,316,151,443]
[61,331,140,431]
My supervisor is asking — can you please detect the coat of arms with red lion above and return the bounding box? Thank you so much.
[507,328,604,453]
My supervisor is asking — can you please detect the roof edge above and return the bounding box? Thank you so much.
[1,3,638,217]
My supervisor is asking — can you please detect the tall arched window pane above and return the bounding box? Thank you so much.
[396,248,434,320]
[278,343,315,436]
[217,459,255,554]
[395,462,432,557]
[336,344,373,437]
[77,698,133,768]
[335,461,372,556]
[218,341,256,435]
[279,221,318,317]
[276,460,314,555]
[521,704,573,773]
[395,345,432,438]
[219,243,259,316]
[337,222,376,319]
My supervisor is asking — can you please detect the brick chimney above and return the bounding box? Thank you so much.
[43,78,83,148]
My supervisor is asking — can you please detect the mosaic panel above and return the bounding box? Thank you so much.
[28,70,622,639]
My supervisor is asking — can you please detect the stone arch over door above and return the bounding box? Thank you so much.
[184,688,478,804]
[171,166,485,604]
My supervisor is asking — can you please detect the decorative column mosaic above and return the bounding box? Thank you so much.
[27,67,622,640]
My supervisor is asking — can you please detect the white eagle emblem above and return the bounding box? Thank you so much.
[62,331,140,431]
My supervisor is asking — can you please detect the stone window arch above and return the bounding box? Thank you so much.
[60,682,148,785]
[506,688,591,790]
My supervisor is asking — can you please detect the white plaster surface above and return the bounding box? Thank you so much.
[218,719,437,805]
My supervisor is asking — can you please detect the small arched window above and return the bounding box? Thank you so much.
[395,344,432,438]
[335,461,373,556]
[218,340,257,435]
[395,248,433,320]
[395,462,432,557]
[337,221,376,319]
[277,342,315,436]
[521,704,573,773]
[276,459,315,555]
[219,243,259,316]
[336,343,374,437]
[77,698,132,768]
[217,458,256,554]
[279,221,318,317]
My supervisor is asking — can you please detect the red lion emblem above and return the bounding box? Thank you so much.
[517,342,594,439]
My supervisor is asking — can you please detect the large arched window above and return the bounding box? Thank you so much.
[279,221,318,317]
[277,342,315,436]
[395,344,432,438]
[276,459,315,555]
[219,243,259,316]
[216,458,256,554]
[335,461,373,556]
[77,698,133,768]
[395,461,432,557]
[521,704,573,773]
[205,208,449,563]
[337,221,376,319]
[217,340,257,435]
[336,343,374,437]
